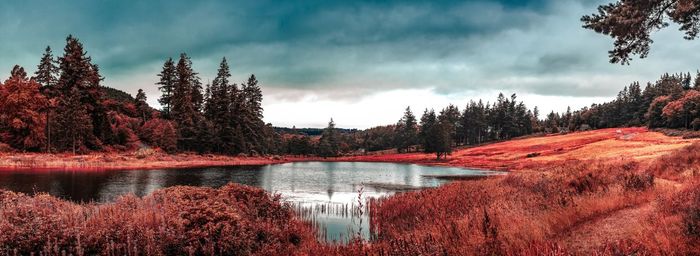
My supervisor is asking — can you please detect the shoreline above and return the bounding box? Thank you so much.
[0,153,313,172]
[0,152,512,172]
[0,127,695,172]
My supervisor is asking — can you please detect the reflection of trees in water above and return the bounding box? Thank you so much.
[162,168,204,188]
[326,162,337,200]
[63,171,125,203]
[133,170,151,197]
[0,172,54,196]
[219,166,263,188]
[0,170,120,202]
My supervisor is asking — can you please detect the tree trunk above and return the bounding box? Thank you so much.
[46,111,51,153]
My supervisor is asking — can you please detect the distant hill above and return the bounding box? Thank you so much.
[101,86,135,103]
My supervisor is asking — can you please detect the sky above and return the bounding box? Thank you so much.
[1,0,700,129]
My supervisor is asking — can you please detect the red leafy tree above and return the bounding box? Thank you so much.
[139,118,178,153]
[662,90,700,129]
[0,66,48,151]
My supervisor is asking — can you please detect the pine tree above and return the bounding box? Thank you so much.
[395,106,418,152]
[171,53,200,151]
[628,82,643,124]
[419,109,437,153]
[203,82,213,119]
[34,46,60,152]
[532,106,540,133]
[441,104,460,144]
[134,89,149,123]
[156,58,176,119]
[34,46,59,90]
[55,35,104,150]
[243,74,263,120]
[474,100,488,143]
[434,110,454,160]
[205,57,235,153]
[562,106,572,131]
[0,66,48,151]
[318,118,340,157]
[191,74,204,113]
[54,87,93,154]
[240,74,265,154]
[492,93,507,139]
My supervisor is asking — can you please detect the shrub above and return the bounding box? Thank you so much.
[622,173,654,191]
[0,143,13,153]
[133,147,158,159]
[525,152,541,158]
[0,184,315,255]
[684,206,700,239]
[139,118,178,153]
[647,142,700,180]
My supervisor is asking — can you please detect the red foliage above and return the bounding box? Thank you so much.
[365,159,657,254]
[647,142,700,180]
[106,111,140,150]
[0,184,316,255]
[662,90,700,128]
[139,118,178,153]
[0,67,48,151]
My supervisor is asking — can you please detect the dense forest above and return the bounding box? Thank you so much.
[1,35,700,158]
[549,73,700,132]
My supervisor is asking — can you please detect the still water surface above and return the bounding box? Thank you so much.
[0,161,497,242]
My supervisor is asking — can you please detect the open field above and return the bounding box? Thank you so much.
[339,127,697,171]
[354,131,700,255]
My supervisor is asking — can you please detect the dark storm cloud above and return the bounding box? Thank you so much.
[0,0,698,104]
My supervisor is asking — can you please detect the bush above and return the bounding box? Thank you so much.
[0,143,13,153]
[133,147,158,159]
[647,142,700,180]
[0,184,315,255]
[692,118,700,131]
[684,206,700,239]
[139,118,178,153]
[622,173,654,191]
[526,152,541,158]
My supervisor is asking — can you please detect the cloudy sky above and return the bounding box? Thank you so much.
[1,0,699,128]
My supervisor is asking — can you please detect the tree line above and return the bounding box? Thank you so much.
[281,93,539,159]
[2,35,699,158]
[154,54,278,155]
[0,35,278,155]
[544,72,700,132]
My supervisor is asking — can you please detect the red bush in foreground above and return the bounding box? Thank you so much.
[0,184,315,255]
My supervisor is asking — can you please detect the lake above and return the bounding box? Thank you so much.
[0,161,498,242]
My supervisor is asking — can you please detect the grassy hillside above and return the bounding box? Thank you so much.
[339,127,695,171]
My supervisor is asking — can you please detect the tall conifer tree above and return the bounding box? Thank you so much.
[157,58,176,119]
[55,35,104,150]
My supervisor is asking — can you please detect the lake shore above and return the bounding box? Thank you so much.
[0,152,312,171]
[0,127,695,172]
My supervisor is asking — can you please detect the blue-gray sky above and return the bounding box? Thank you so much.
[1,0,699,128]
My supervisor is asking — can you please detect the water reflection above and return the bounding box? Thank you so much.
[0,162,498,242]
